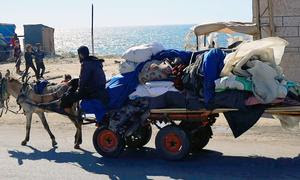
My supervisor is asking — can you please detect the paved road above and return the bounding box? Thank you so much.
[0,117,299,180]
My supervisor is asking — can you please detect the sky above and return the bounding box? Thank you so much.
[1,0,253,31]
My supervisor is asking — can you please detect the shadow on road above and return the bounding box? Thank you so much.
[8,146,300,179]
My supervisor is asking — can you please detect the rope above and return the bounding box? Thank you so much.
[0,75,81,122]
[17,94,79,120]
[0,98,22,117]
[3,106,23,115]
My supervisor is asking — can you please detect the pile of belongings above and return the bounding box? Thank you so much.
[85,37,300,137]
[119,42,165,74]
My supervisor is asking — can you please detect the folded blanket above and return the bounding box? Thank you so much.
[215,75,252,92]
[129,81,178,100]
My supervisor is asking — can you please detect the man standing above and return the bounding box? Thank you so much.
[14,40,22,74]
[22,44,39,81]
[34,43,45,78]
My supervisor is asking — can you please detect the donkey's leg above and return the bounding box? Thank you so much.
[77,121,83,145]
[74,131,78,144]
[69,116,82,149]
[37,112,57,147]
[21,112,33,146]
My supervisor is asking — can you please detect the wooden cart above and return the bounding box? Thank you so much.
[91,106,300,160]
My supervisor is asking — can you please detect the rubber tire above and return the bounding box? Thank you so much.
[93,127,125,158]
[155,125,190,161]
[190,126,212,153]
[126,124,152,149]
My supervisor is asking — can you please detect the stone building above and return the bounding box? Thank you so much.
[253,0,300,81]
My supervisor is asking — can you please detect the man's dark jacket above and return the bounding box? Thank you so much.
[79,56,109,104]
[34,50,45,62]
[24,52,35,66]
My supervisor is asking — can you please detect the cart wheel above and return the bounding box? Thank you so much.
[93,127,125,158]
[155,125,190,160]
[126,124,152,149]
[191,126,212,153]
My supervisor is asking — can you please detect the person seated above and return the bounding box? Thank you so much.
[61,74,72,85]
[60,46,109,122]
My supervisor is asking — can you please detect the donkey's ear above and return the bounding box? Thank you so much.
[5,69,10,78]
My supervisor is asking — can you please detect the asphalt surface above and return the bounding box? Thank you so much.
[0,115,299,180]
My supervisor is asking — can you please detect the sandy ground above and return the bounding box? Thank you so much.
[0,58,300,179]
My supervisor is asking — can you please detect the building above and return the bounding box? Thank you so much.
[253,0,300,81]
[24,24,55,55]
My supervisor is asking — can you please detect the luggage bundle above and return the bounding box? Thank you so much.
[108,37,300,135]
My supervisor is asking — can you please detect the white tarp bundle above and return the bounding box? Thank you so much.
[221,37,288,77]
[220,37,288,104]
[118,60,139,74]
[273,115,300,131]
[122,42,165,63]
[193,22,258,36]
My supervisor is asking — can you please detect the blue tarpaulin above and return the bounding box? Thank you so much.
[0,23,16,46]
[80,60,149,122]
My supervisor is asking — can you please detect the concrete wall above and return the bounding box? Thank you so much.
[253,0,300,81]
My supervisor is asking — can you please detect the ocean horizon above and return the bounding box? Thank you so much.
[54,24,195,56]
[17,24,251,57]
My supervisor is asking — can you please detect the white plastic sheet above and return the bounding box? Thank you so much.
[122,42,165,63]
[119,60,139,74]
[221,37,288,77]
[273,115,300,131]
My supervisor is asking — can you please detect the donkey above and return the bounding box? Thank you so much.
[0,71,83,149]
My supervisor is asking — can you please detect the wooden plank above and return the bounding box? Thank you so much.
[266,110,300,113]
[150,108,238,114]
[265,106,300,112]
[32,71,50,77]
[150,106,300,115]
[45,75,63,81]
[270,112,300,116]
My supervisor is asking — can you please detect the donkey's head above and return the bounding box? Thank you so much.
[0,70,11,110]
[0,69,23,100]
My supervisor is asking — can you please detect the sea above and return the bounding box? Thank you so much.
[52,24,252,56]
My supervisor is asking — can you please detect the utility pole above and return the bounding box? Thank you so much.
[91,4,94,55]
